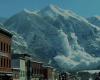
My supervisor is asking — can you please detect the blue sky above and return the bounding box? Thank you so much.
[0,0,100,17]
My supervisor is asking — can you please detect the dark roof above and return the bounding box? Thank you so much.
[31,60,43,64]
[12,53,31,59]
[0,27,12,38]
[31,56,43,63]
[43,65,54,69]
[12,53,44,64]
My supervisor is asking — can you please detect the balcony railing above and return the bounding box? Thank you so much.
[0,51,10,57]
[0,67,12,72]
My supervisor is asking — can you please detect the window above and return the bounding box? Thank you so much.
[7,59,9,68]
[4,43,5,52]
[0,42,1,51]
[1,57,3,67]
[4,58,5,67]
[0,58,1,67]
[0,42,3,51]
[7,44,8,53]
[7,58,8,67]
[9,45,11,53]
[9,60,11,68]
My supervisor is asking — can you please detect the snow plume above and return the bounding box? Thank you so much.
[58,29,72,56]
[54,30,100,71]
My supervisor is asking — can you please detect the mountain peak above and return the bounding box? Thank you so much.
[17,9,39,17]
[22,9,35,14]
[38,4,68,18]
[93,16,100,20]
[87,16,100,27]
[88,16,100,20]
[38,5,88,22]
[41,4,75,15]
[43,4,63,14]
[47,4,60,11]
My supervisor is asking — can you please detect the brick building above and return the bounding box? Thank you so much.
[0,27,13,80]
[42,66,55,80]
[31,61,43,80]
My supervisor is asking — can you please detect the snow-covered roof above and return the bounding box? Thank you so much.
[0,24,12,37]
[78,70,100,74]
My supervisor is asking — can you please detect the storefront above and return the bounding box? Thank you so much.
[0,72,12,80]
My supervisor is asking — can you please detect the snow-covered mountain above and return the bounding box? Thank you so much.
[3,5,100,71]
[87,16,100,27]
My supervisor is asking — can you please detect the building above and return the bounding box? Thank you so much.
[77,70,100,80]
[0,27,13,80]
[12,68,20,80]
[12,53,31,80]
[31,61,43,80]
[11,53,60,80]
[12,53,45,80]
[42,66,55,80]
[54,70,59,80]
[59,72,70,80]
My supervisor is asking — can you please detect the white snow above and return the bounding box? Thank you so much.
[38,4,90,22]
[23,8,35,14]
[54,30,100,71]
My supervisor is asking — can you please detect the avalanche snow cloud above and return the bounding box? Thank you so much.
[54,30,100,71]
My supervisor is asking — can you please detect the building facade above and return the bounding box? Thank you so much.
[31,61,43,80]
[42,66,55,80]
[0,27,12,80]
[12,53,59,80]
[53,70,59,80]
[12,54,31,80]
[59,72,70,80]
[12,68,19,80]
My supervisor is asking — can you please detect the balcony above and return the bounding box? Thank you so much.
[0,51,10,57]
[0,67,12,72]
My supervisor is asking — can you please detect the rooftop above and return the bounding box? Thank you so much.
[12,53,31,59]
[43,65,54,69]
[78,70,100,74]
[12,53,44,64]
[0,24,12,37]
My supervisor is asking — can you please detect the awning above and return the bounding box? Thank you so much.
[0,74,13,76]
[0,72,13,76]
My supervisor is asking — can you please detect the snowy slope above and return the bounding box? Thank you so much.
[87,16,100,27]
[39,5,100,56]
[3,5,100,71]
[12,31,28,54]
